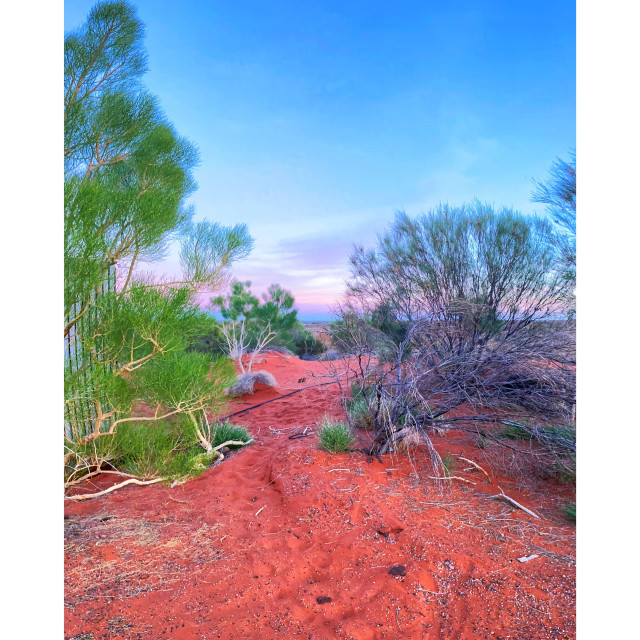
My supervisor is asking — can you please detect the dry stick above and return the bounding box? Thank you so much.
[213,439,253,452]
[488,487,541,519]
[428,476,477,485]
[457,456,492,483]
[215,374,358,423]
[65,468,141,488]
[65,478,164,501]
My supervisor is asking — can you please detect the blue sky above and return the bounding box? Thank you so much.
[65,0,575,320]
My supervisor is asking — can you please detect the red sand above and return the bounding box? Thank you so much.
[65,353,576,639]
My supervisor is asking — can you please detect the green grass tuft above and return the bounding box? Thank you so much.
[89,419,211,482]
[211,422,252,448]
[564,502,576,522]
[349,398,376,430]
[441,452,457,476]
[498,424,532,440]
[318,418,355,453]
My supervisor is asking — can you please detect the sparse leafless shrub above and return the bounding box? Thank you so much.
[221,320,277,374]
[332,203,575,478]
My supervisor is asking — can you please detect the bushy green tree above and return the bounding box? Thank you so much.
[64,1,252,484]
[211,281,322,355]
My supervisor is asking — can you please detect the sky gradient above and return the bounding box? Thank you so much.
[65,0,576,320]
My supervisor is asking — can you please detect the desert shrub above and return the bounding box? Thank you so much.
[68,419,214,483]
[349,398,376,430]
[211,422,252,448]
[187,322,227,357]
[442,452,457,477]
[226,370,277,396]
[499,424,532,440]
[253,370,277,387]
[318,349,341,361]
[348,381,375,405]
[564,502,576,522]
[289,326,326,357]
[340,201,575,465]
[394,428,422,452]
[212,281,316,357]
[318,419,355,453]
[226,373,256,396]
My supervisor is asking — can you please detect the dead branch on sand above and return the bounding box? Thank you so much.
[458,456,492,483]
[429,476,477,485]
[488,487,541,519]
[66,477,164,501]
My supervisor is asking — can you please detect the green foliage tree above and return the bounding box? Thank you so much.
[211,281,323,356]
[64,1,253,485]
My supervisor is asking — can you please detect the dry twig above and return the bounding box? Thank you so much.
[488,487,541,519]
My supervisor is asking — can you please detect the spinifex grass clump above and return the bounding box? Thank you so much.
[441,452,457,477]
[317,418,355,453]
[349,398,375,430]
[67,419,215,484]
[226,370,277,396]
[212,422,252,448]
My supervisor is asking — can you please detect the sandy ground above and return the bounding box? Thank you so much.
[65,352,575,640]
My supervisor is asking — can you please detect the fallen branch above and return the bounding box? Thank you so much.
[64,468,141,489]
[213,439,253,452]
[489,488,541,519]
[457,456,492,483]
[429,476,477,485]
[65,478,164,501]
[212,439,253,463]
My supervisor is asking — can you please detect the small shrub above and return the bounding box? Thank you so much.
[226,373,255,396]
[226,371,278,396]
[212,422,252,448]
[394,428,422,452]
[553,457,576,484]
[290,328,325,357]
[498,424,532,440]
[253,370,277,387]
[318,349,341,361]
[349,398,376,430]
[441,452,457,477]
[564,502,576,522]
[318,419,355,453]
[74,419,212,482]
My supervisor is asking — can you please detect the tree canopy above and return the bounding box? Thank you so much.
[64,1,253,486]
